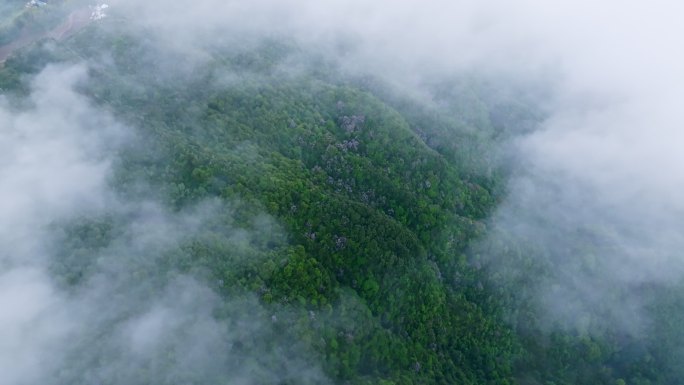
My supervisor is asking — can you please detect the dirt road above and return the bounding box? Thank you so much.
[0,8,92,64]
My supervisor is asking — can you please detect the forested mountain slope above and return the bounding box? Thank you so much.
[0,3,681,385]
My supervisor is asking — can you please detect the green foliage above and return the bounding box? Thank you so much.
[1,18,679,385]
[0,1,72,46]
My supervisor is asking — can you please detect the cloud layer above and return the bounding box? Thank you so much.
[0,63,327,385]
[3,0,683,379]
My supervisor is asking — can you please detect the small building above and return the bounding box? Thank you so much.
[25,0,48,8]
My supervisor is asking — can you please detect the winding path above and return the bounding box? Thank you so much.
[0,8,92,65]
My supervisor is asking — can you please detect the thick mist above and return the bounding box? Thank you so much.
[105,0,684,330]
[3,0,684,382]
[0,64,328,384]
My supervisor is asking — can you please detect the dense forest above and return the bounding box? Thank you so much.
[1,2,683,385]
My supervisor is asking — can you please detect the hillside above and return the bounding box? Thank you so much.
[0,3,681,385]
